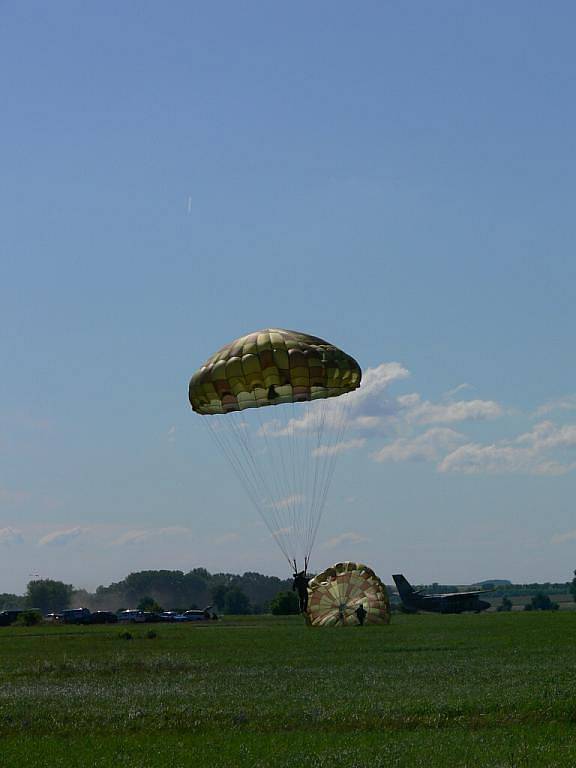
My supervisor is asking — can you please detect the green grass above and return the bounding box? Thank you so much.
[1,613,576,766]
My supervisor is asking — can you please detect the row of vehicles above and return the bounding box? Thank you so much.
[0,606,217,626]
[115,608,218,624]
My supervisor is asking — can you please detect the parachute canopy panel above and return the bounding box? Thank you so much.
[307,561,391,627]
[189,328,361,415]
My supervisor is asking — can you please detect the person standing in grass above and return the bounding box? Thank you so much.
[292,571,310,613]
[355,604,367,626]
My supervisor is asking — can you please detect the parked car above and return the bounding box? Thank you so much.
[143,612,163,623]
[158,611,179,622]
[174,609,212,622]
[44,613,63,623]
[90,611,118,625]
[59,608,92,625]
[0,609,31,627]
[118,609,146,624]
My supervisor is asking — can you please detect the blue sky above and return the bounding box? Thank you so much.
[1,3,575,593]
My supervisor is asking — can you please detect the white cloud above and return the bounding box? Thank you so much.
[271,526,292,538]
[256,364,501,449]
[38,527,84,547]
[342,363,412,435]
[551,530,576,545]
[443,383,471,399]
[0,527,24,546]
[372,428,465,463]
[347,363,411,413]
[516,421,576,451]
[214,532,241,545]
[534,395,576,417]
[397,393,503,425]
[0,487,29,505]
[438,421,576,475]
[200,356,576,480]
[269,494,305,509]
[112,526,192,546]
[322,531,368,549]
[258,362,410,438]
[532,461,576,476]
[167,426,176,442]
[313,438,366,457]
[346,366,501,431]
[439,443,532,475]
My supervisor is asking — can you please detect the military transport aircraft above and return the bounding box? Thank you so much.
[392,574,491,614]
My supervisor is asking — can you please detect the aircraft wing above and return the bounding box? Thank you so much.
[436,589,492,598]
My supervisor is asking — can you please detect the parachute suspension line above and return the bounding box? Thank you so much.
[213,406,312,571]
[278,404,304,565]
[253,405,301,566]
[303,398,326,567]
[200,391,355,575]
[201,418,266,542]
[252,404,310,567]
[228,412,297,565]
[201,418,258,512]
[201,415,294,569]
[286,400,306,570]
[301,402,313,567]
[253,401,317,573]
[306,393,353,565]
[280,398,329,573]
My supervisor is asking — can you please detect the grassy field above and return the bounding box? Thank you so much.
[1,613,576,767]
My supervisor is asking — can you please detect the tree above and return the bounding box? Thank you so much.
[223,587,251,615]
[92,568,292,613]
[0,593,26,611]
[525,592,559,611]
[137,596,163,613]
[270,590,299,615]
[497,597,513,612]
[236,571,292,608]
[15,610,42,626]
[26,579,73,614]
[571,571,576,603]
[95,569,212,612]
[211,584,231,612]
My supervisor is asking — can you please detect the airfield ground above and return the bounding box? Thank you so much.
[1,612,575,767]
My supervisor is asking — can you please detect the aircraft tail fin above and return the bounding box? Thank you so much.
[392,574,415,600]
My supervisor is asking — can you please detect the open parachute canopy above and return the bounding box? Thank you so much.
[307,562,391,627]
[189,328,361,415]
[189,329,362,571]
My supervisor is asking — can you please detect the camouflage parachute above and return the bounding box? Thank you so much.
[189,328,361,415]
[189,329,362,571]
[307,561,390,627]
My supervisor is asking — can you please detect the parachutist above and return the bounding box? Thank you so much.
[355,604,367,626]
[292,570,310,613]
[189,329,361,572]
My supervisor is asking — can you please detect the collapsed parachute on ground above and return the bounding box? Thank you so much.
[307,561,390,627]
[189,329,361,571]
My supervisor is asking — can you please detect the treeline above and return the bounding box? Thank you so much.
[3,571,576,615]
[483,582,573,598]
[0,569,293,615]
[92,569,293,614]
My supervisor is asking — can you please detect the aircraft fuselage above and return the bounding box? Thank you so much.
[393,574,491,614]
